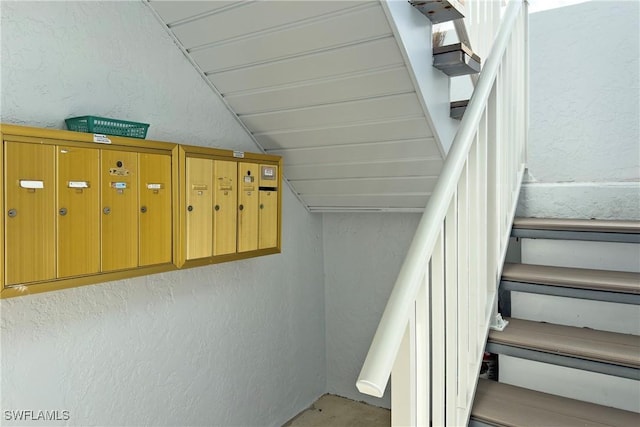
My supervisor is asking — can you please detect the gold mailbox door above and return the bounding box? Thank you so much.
[237,162,259,253]
[258,164,278,249]
[259,190,278,250]
[213,160,237,256]
[4,142,56,285]
[186,157,213,260]
[101,150,138,272]
[139,153,172,266]
[57,146,100,278]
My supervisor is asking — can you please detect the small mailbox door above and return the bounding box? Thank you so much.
[139,153,172,266]
[57,146,100,278]
[101,150,138,272]
[4,142,56,285]
[213,160,237,256]
[186,157,213,260]
[237,162,259,253]
[258,164,278,250]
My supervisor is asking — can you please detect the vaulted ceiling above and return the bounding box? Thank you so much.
[147,0,448,212]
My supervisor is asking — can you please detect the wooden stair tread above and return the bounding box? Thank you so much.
[433,42,481,62]
[513,217,640,234]
[488,318,640,368]
[502,263,640,294]
[472,379,640,427]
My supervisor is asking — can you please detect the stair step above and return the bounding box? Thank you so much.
[501,263,640,304]
[409,0,465,24]
[450,100,468,120]
[512,217,640,243]
[471,379,640,427]
[433,42,481,76]
[487,318,640,379]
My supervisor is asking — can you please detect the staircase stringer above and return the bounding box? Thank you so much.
[380,0,461,156]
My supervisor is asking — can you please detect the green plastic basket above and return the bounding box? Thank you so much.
[65,116,149,139]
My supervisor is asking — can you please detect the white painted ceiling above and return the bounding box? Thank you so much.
[147,0,444,212]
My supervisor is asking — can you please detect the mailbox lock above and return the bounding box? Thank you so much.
[140,206,148,214]
[103,207,111,215]
[7,209,17,218]
[59,207,68,216]
[187,205,193,212]
[214,205,220,211]
[260,204,264,209]
[116,161,123,168]
[239,204,244,211]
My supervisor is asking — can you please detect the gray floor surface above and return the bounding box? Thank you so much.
[284,394,391,427]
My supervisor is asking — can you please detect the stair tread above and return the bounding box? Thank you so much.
[433,42,481,62]
[488,318,640,368]
[513,217,640,234]
[502,263,640,294]
[472,379,640,427]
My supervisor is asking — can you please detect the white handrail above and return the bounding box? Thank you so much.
[357,1,528,423]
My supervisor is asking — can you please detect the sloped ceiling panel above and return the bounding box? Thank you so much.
[148,0,443,212]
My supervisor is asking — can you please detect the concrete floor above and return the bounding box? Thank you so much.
[284,394,390,427]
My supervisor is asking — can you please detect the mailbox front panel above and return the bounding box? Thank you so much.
[237,162,259,253]
[4,142,56,285]
[101,150,138,271]
[259,189,278,250]
[213,160,237,256]
[57,146,100,278]
[186,157,213,260]
[258,164,278,250]
[139,153,172,266]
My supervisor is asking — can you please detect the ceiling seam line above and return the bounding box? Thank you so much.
[203,35,396,75]
[222,64,409,98]
[237,92,419,118]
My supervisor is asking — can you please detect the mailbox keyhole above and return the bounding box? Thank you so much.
[187,205,193,212]
[116,161,123,167]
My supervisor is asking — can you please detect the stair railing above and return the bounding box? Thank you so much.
[356,1,528,425]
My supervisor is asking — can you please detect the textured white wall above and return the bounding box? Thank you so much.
[517,1,640,220]
[323,213,421,409]
[0,2,325,426]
